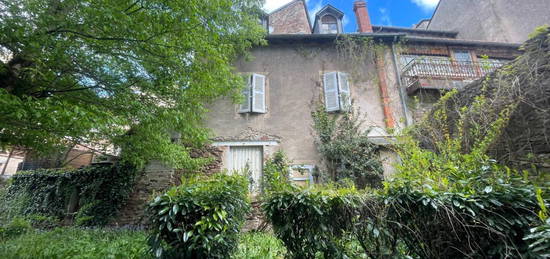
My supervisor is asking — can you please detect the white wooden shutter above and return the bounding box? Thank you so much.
[251,73,266,113]
[239,75,252,113]
[323,72,340,112]
[338,72,351,111]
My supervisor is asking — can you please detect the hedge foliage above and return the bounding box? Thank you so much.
[1,163,138,226]
[148,173,250,258]
[263,185,364,258]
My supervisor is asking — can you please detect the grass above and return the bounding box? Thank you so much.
[0,227,150,259]
[0,227,286,259]
[232,231,287,259]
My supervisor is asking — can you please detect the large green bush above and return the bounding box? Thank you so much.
[148,173,250,258]
[0,227,150,259]
[262,185,363,258]
[2,163,138,227]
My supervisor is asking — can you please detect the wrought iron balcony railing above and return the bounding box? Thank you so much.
[401,57,505,90]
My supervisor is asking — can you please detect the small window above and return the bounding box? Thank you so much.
[323,72,351,112]
[320,15,338,34]
[453,51,472,63]
[239,73,266,114]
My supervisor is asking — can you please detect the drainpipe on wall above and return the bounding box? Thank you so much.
[354,0,395,129]
[375,54,396,129]
[391,41,413,127]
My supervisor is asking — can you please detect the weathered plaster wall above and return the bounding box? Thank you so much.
[204,41,405,174]
[429,0,550,43]
[268,0,311,34]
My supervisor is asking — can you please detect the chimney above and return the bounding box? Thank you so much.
[353,0,373,33]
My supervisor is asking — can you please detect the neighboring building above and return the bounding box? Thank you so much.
[19,145,98,171]
[0,149,25,176]
[424,0,550,43]
[203,0,522,187]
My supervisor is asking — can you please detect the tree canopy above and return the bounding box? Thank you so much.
[0,0,265,168]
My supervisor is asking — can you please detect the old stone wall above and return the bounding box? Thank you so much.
[111,146,223,227]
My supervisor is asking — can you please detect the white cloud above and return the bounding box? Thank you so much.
[263,0,294,12]
[379,8,392,26]
[342,16,349,27]
[308,0,323,22]
[411,0,439,12]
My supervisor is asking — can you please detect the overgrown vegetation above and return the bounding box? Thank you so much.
[414,26,550,175]
[147,173,250,258]
[312,105,383,188]
[261,151,292,194]
[0,163,138,227]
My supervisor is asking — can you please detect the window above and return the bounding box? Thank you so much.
[453,51,472,62]
[323,72,351,112]
[239,73,266,113]
[320,15,338,34]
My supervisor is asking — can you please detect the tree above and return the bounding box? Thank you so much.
[0,0,265,168]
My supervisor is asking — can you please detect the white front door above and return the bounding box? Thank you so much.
[228,146,263,192]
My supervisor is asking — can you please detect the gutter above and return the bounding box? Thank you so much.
[405,36,522,48]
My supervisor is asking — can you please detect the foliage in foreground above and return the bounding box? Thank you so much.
[0,227,150,259]
[148,173,250,258]
[0,0,265,168]
[0,163,138,227]
[263,184,367,258]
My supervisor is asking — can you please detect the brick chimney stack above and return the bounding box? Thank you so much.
[353,0,373,33]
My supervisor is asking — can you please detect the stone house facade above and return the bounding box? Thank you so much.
[203,0,522,187]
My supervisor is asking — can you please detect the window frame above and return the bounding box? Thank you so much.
[323,71,352,112]
[239,73,266,114]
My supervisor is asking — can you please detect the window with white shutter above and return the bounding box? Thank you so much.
[323,72,340,112]
[239,73,266,114]
[323,71,352,112]
[251,74,266,113]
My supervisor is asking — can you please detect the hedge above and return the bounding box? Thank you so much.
[147,173,250,258]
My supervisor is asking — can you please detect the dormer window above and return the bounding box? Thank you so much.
[313,5,344,34]
[321,15,338,34]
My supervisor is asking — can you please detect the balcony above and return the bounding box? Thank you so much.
[401,57,505,95]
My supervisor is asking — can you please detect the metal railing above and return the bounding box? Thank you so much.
[401,57,505,89]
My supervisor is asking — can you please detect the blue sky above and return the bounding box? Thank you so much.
[264,0,440,31]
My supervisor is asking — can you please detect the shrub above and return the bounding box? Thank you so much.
[262,185,363,258]
[3,162,138,227]
[0,227,149,258]
[232,231,286,259]
[148,173,250,258]
[311,106,383,188]
[261,151,292,194]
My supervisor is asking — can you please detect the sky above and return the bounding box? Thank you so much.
[263,0,440,32]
